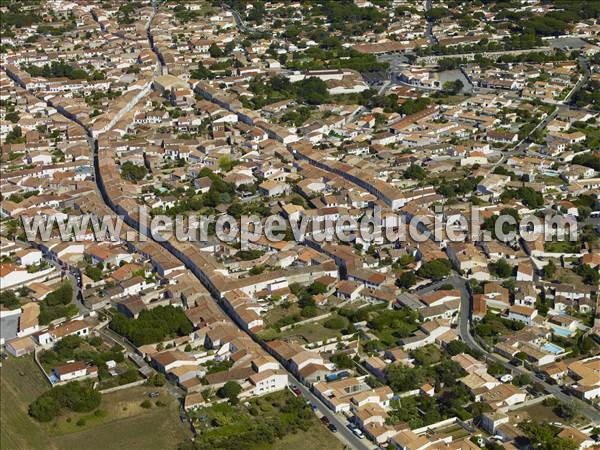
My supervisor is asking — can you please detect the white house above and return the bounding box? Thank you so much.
[247,369,288,396]
[52,361,98,383]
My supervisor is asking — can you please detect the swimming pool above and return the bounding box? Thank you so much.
[551,326,573,338]
[543,342,565,354]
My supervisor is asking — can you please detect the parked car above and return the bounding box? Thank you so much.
[509,358,523,367]
[148,391,160,398]
[328,423,338,433]
[292,387,302,396]
[353,428,365,439]
[321,416,330,425]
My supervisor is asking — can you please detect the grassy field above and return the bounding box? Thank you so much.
[0,356,190,450]
[268,425,344,450]
[0,355,52,449]
[279,318,343,344]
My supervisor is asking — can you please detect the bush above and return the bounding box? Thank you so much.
[150,373,166,387]
[76,418,86,427]
[29,382,101,422]
[217,381,242,405]
[324,316,346,329]
[140,400,152,409]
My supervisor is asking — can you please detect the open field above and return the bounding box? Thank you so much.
[278,318,343,343]
[268,425,344,450]
[1,356,190,450]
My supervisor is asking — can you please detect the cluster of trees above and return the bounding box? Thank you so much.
[24,60,104,81]
[435,176,481,199]
[29,381,101,422]
[316,0,387,35]
[281,106,312,127]
[385,355,472,428]
[0,289,20,310]
[575,264,600,286]
[39,282,78,325]
[109,306,194,346]
[84,263,104,282]
[364,308,418,348]
[418,259,452,281]
[181,393,316,450]
[403,164,427,181]
[287,281,328,319]
[572,79,600,110]
[120,161,147,183]
[572,153,600,171]
[5,125,25,144]
[1,5,40,29]
[217,381,242,404]
[396,271,416,289]
[489,259,513,279]
[519,422,578,450]
[330,352,355,369]
[117,1,143,24]
[246,75,330,109]
[475,312,525,343]
[367,95,431,117]
[286,47,388,73]
[501,186,544,208]
[484,208,520,241]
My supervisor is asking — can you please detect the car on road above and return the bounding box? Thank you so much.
[327,423,338,433]
[321,416,330,425]
[352,428,365,439]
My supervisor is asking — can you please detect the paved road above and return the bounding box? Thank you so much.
[424,0,437,46]
[433,274,600,424]
[293,382,375,450]
[222,3,250,34]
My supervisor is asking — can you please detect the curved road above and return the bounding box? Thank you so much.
[418,274,600,424]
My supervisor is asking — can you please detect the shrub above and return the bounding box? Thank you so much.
[324,316,346,329]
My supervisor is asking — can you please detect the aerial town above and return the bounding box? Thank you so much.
[0,0,599,449]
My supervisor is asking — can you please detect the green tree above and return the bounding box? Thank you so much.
[490,259,512,278]
[396,271,416,289]
[218,381,242,405]
[418,259,451,280]
[543,259,557,279]
[403,164,426,180]
[0,289,20,309]
[209,43,223,58]
[120,161,147,183]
